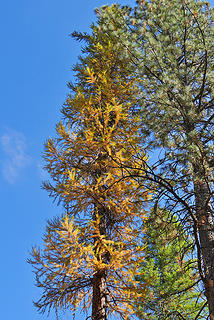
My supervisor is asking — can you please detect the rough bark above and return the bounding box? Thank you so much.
[92,203,108,320]
[183,118,214,317]
[92,270,107,320]
[194,178,214,320]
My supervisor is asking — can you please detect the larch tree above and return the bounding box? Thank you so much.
[97,0,214,318]
[29,26,151,320]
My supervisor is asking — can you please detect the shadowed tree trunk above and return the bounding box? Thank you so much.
[186,117,214,319]
[194,177,214,320]
[92,199,109,320]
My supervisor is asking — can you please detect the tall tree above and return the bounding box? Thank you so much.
[29,27,150,320]
[97,0,214,317]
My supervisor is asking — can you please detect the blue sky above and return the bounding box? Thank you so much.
[0,0,213,320]
[0,1,136,320]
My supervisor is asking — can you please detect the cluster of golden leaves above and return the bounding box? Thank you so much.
[30,29,151,319]
[31,214,147,318]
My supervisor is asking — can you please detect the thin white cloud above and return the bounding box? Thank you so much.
[0,128,31,183]
[37,162,49,180]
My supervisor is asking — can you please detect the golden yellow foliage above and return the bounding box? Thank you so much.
[29,27,151,320]
[30,214,147,318]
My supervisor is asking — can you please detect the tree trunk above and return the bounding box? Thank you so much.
[194,178,214,319]
[184,119,214,318]
[92,270,107,320]
[92,204,108,320]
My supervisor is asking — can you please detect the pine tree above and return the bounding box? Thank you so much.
[97,0,214,317]
[136,208,207,319]
[29,27,151,320]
